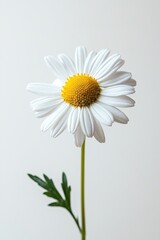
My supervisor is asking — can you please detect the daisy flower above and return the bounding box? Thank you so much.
[27,46,136,147]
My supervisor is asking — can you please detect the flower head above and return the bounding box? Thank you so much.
[27,46,136,147]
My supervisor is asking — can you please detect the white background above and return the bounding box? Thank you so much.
[1,0,160,239]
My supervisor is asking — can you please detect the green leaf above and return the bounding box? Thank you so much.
[61,173,68,199]
[43,174,62,201]
[62,172,68,187]
[61,172,71,208]
[48,201,64,207]
[28,174,48,190]
[28,172,81,232]
[43,191,55,198]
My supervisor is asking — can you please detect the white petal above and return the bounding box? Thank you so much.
[125,79,136,86]
[50,118,66,137]
[93,118,105,143]
[83,51,97,74]
[94,54,124,80]
[52,79,64,88]
[98,95,135,108]
[44,56,68,80]
[100,79,136,88]
[40,103,70,132]
[26,83,60,96]
[90,103,113,126]
[58,54,76,76]
[99,71,131,87]
[34,108,55,118]
[90,49,110,76]
[93,54,119,76]
[80,107,94,137]
[84,49,110,75]
[50,108,71,137]
[97,60,125,82]
[68,107,80,133]
[74,126,85,147]
[31,97,62,112]
[75,46,87,73]
[104,105,129,124]
[101,85,135,97]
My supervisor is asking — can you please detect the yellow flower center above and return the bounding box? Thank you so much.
[61,74,101,107]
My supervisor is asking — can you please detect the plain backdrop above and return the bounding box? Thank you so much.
[0,0,160,239]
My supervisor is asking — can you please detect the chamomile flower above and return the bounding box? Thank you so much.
[27,46,136,147]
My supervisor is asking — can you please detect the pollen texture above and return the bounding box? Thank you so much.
[61,74,101,107]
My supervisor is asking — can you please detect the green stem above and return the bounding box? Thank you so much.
[81,140,86,240]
